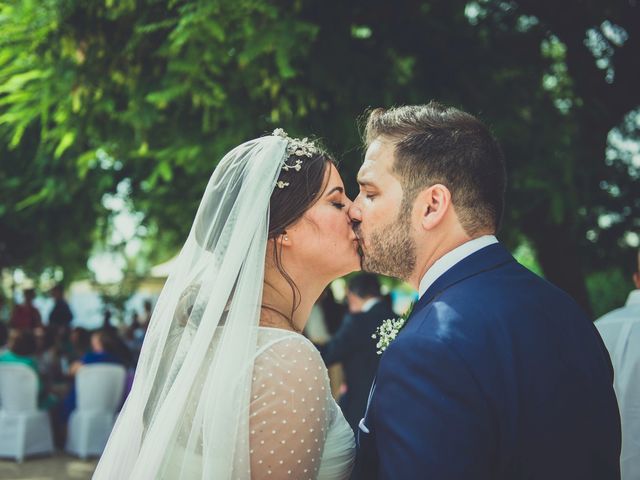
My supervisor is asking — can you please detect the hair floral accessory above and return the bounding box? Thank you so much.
[272,128,320,189]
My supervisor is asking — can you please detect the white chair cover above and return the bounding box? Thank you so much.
[66,364,127,459]
[0,363,54,462]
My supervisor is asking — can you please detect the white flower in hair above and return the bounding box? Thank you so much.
[272,128,288,138]
[272,128,321,188]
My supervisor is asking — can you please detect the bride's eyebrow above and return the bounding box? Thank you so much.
[325,186,344,197]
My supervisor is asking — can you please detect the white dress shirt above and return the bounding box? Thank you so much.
[361,298,381,313]
[596,290,640,480]
[418,235,499,298]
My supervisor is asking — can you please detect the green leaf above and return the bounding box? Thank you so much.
[0,69,45,94]
[54,131,76,159]
[76,150,97,179]
[158,162,173,182]
[15,185,51,211]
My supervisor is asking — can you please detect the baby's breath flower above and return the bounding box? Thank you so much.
[372,317,407,354]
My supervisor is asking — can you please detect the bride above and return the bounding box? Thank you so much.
[93,129,359,479]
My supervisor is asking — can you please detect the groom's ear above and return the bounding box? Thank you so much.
[417,184,451,231]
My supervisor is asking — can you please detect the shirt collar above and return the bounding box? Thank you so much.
[361,298,380,313]
[626,290,640,307]
[418,235,499,298]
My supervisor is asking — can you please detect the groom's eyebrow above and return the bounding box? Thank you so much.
[325,186,344,196]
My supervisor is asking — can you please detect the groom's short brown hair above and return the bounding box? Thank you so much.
[364,102,506,236]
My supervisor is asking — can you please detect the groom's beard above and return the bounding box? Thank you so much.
[360,209,417,280]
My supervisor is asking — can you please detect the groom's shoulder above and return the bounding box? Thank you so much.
[400,262,585,348]
[433,257,581,316]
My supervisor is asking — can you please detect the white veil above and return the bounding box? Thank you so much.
[93,134,289,479]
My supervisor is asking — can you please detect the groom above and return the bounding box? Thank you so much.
[349,103,621,479]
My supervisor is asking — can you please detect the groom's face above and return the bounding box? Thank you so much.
[349,138,417,280]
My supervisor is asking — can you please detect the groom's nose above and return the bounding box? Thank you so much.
[348,203,362,224]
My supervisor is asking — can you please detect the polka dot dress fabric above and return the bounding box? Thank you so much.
[249,328,355,480]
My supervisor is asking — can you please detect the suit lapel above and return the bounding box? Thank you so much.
[359,244,515,444]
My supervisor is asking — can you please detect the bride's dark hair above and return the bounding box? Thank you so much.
[264,143,334,330]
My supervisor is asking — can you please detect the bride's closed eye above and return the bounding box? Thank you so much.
[332,201,346,210]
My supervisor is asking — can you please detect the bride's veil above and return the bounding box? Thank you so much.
[92,135,289,479]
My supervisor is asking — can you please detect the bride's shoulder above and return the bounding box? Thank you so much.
[253,330,329,386]
[256,329,323,363]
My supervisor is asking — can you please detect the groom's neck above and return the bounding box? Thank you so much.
[408,232,473,291]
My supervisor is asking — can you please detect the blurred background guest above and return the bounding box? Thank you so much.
[305,288,347,398]
[319,287,348,336]
[50,327,93,430]
[48,284,73,335]
[596,248,640,480]
[60,329,129,431]
[141,299,154,330]
[305,300,331,345]
[35,327,62,390]
[66,327,92,365]
[10,287,42,331]
[0,293,9,324]
[67,329,125,378]
[0,330,59,410]
[0,329,39,377]
[318,273,395,434]
[0,322,8,355]
[101,308,116,331]
[125,311,145,365]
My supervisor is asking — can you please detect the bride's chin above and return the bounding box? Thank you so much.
[328,244,363,278]
[330,261,361,280]
[344,252,363,274]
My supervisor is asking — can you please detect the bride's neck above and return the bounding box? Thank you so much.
[261,264,326,333]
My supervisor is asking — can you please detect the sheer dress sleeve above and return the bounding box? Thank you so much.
[249,334,334,480]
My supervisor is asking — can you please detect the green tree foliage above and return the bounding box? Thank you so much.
[1,0,638,315]
[0,0,320,274]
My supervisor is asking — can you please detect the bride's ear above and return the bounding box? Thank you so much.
[277,230,293,248]
[417,184,451,231]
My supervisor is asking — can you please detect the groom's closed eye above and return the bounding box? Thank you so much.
[360,187,378,200]
[357,178,378,198]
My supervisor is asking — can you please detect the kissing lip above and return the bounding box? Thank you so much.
[353,231,363,246]
[351,226,361,243]
[351,233,365,257]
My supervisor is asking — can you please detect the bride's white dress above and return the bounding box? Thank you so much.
[94,135,354,480]
[250,327,355,480]
[162,327,355,480]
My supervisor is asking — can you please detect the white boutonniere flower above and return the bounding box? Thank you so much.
[372,317,407,355]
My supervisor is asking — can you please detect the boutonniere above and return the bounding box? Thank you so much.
[371,302,414,355]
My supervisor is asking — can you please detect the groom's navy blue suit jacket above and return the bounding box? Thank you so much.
[357,243,621,479]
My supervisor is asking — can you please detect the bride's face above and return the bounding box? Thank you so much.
[286,164,361,279]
